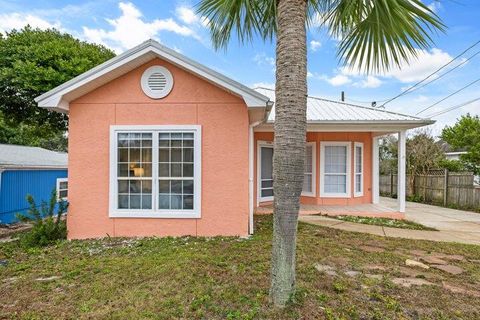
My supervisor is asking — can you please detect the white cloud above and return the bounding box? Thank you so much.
[253,53,275,66]
[326,74,351,86]
[176,6,199,25]
[0,12,60,33]
[310,40,321,52]
[354,75,382,88]
[307,71,313,78]
[427,1,442,13]
[82,2,198,52]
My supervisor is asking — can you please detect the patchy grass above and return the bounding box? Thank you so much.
[331,215,437,230]
[1,215,480,319]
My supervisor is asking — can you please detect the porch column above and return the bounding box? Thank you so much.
[397,130,407,213]
[372,136,380,204]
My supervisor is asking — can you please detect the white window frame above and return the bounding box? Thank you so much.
[257,140,274,203]
[301,142,316,197]
[109,125,201,218]
[320,141,351,198]
[354,142,364,197]
[56,177,68,201]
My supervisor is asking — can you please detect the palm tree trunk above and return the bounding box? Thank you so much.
[270,0,308,307]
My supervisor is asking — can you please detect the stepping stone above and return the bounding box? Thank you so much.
[405,259,430,269]
[345,270,361,277]
[359,245,385,253]
[392,277,435,288]
[420,256,448,265]
[397,266,441,280]
[365,274,382,280]
[431,264,464,275]
[409,249,428,256]
[35,276,61,282]
[442,282,480,297]
[365,265,386,272]
[431,253,465,261]
[314,264,337,276]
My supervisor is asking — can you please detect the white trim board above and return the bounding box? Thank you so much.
[257,140,274,204]
[301,141,317,197]
[353,142,364,197]
[36,39,270,112]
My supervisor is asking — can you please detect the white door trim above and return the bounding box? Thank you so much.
[257,140,274,204]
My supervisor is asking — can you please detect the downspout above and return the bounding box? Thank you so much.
[249,121,262,235]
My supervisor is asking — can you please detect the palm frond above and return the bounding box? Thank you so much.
[325,0,445,73]
[196,0,277,49]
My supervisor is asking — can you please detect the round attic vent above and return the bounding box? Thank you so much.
[141,66,174,99]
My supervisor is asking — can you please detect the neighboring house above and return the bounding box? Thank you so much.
[445,151,468,161]
[35,39,433,239]
[0,144,68,224]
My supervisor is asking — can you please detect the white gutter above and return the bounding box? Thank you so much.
[248,120,263,235]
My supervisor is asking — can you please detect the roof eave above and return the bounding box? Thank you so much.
[35,39,270,111]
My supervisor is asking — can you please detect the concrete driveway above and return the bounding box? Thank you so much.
[300,198,480,245]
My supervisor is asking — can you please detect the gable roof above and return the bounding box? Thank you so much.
[35,39,271,112]
[0,144,67,169]
[255,87,434,126]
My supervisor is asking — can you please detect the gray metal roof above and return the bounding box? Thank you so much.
[254,87,433,124]
[0,144,67,169]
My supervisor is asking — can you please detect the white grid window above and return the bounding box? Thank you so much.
[56,178,68,201]
[320,142,351,198]
[302,142,316,196]
[354,142,364,197]
[110,125,201,218]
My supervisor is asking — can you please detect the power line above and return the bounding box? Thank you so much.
[408,49,480,93]
[425,97,480,118]
[416,76,480,115]
[381,39,480,107]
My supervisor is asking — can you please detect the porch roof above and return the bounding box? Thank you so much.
[254,87,434,130]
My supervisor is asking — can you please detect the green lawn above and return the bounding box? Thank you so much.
[1,216,480,319]
[331,215,437,231]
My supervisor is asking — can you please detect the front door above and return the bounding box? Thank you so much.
[259,144,274,202]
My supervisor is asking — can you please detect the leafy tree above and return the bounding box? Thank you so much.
[442,114,480,175]
[438,159,466,172]
[0,27,115,138]
[198,0,443,306]
[0,111,67,151]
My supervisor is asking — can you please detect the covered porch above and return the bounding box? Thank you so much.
[254,197,404,219]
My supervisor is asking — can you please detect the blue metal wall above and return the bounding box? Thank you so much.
[0,169,68,224]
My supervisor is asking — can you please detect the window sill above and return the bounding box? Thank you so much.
[109,210,201,219]
[354,192,364,198]
[319,192,351,198]
[301,192,316,197]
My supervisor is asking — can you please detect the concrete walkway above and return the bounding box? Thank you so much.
[300,197,480,245]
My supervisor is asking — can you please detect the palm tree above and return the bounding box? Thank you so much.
[197,0,444,307]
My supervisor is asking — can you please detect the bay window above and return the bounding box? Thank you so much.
[110,125,201,218]
[320,142,351,197]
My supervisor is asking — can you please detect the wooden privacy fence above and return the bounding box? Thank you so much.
[380,170,480,211]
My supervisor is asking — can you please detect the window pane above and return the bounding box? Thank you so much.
[183,180,194,194]
[171,195,182,209]
[305,145,313,173]
[262,189,274,197]
[324,146,347,174]
[183,195,194,209]
[183,164,193,177]
[261,147,273,179]
[159,180,170,193]
[171,180,182,194]
[130,195,141,209]
[118,195,129,209]
[159,149,169,162]
[171,164,182,177]
[118,164,129,177]
[129,180,141,193]
[183,148,193,162]
[142,195,152,209]
[356,174,362,193]
[59,190,68,198]
[142,180,152,193]
[303,174,312,193]
[59,181,68,189]
[355,146,362,173]
[159,195,170,209]
[159,163,170,177]
[118,148,128,162]
[183,139,194,147]
[324,175,346,193]
[118,180,129,193]
[171,148,182,162]
[261,180,273,188]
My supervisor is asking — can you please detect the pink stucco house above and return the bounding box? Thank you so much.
[36,40,433,239]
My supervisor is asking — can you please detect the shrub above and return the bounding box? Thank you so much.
[16,189,68,248]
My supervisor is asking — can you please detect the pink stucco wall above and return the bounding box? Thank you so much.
[254,131,373,207]
[68,58,250,239]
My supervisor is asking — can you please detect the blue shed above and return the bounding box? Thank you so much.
[0,144,68,224]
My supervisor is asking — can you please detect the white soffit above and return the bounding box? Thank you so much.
[35,40,270,112]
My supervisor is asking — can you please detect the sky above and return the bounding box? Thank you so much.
[0,0,479,135]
